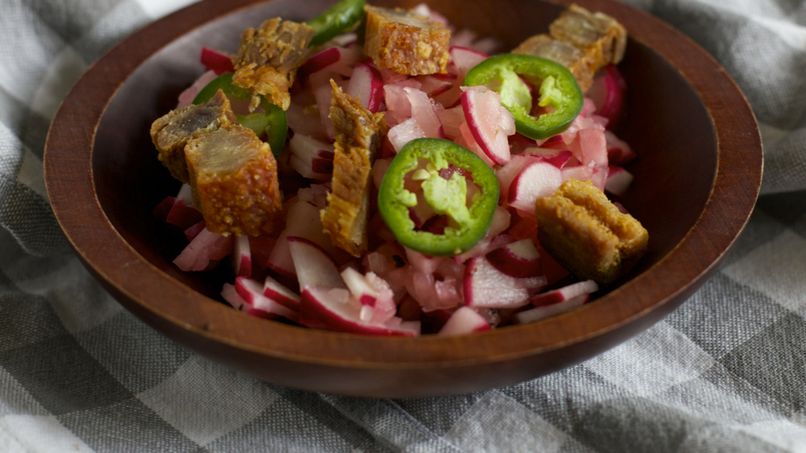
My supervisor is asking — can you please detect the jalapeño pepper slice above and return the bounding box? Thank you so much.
[464,53,583,140]
[307,0,366,47]
[193,73,288,156]
[378,138,499,256]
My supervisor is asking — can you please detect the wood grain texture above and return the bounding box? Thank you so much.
[44,0,762,397]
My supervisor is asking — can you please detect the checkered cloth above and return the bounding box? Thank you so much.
[1,0,805,451]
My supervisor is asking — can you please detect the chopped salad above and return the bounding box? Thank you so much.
[150,0,648,336]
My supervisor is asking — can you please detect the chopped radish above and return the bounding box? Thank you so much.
[287,96,326,139]
[450,46,488,76]
[267,198,335,278]
[461,86,514,165]
[411,3,449,24]
[233,235,252,277]
[404,87,441,138]
[166,184,202,229]
[458,122,494,166]
[575,127,608,167]
[299,47,341,79]
[287,236,345,290]
[222,283,246,310]
[383,84,410,126]
[530,280,598,307]
[313,83,335,139]
[297,185,329,208]
[388,118,426,152]
[177,70,218,108]
[235,277,298,321]
[436,105,464,139]
[464,257,546,308]
[438,307,490,336]
[266,231,295,278]
[341,267,396,323]
[605,130,636,164]
[299,287,419,336]
[289,133,334,180]
[562,165,607,190]
[346,63,383,112]
[516,294,589,324]
[487,238,542,278]
[405,270,463,312]
[418,74,456,97]
[405,248,441,275]
[605,166,634,196]
[508,161,563,214]
[173,228,233,272]
[588,65,626,126]
[153,196,175,221]
[538,243,572,287]
[496,154,540,201]
[301,46,360,85]
[184,221,205,241]
[200,48,234,74]
[263,275,301,309]
[523,149,573,169]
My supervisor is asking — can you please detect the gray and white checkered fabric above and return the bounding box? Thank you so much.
[1,0,805,451]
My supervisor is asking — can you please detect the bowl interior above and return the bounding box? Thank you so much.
[93,0,716,304]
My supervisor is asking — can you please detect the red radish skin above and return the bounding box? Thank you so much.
[464,257,546,309]
[235,277,298,321]
[341,267,396,323]
[263,275,300,308]
[508,161,563,214]
[153,196,175,221]
[200,48,234,74]
[438,307,490,336]
[588,65,626,126]
[233,235,252,277]
[516,294,589,324]
[173,228,233,272]
[487,239,543,278]
[529,280,598,307]
[458,122,494,167]
[418,74,456,97]
[605,166,634,196]
[299,287,420,336]
[461,86,513,165]
[496,155,540,201]
[605,130,637,163]
[287,236,345,290]
[165,184,202,229]
[450,46,489,75]
[346,63,383,112]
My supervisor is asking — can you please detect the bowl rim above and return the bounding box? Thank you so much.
[44,0,762,369]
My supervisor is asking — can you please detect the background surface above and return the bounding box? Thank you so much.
[1,0,805,451]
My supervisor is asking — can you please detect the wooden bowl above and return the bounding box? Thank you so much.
[44,0,761,397]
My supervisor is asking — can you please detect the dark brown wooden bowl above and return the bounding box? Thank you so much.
[44,0,762,397]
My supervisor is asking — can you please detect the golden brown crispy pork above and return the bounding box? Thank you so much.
[150,90,236,182]
[514,4,626,91]
[364,5,451,76]
[320,80,385,256]
[184,123,282,236]
[535,179,648,284]
[232,18,315,110]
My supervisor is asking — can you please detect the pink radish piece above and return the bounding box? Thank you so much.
[200,48,234,74]
[450,46,488,75]
[233,235,252,277]
[418,74,456,97]
[235,277,298,320]
[461,86,514,165]
[388,118,426,152]
[262,275,300,308]
[177,70,218,107]
[516,294,589,324]
[588,65,626,126]
[346,63,383,112]
[508,161,563,214]
[605,130,637,164]
[184,221,205,241]
[221,283,246,310]
[266,231,295,278]
[575,128,608,167]
[457,122,493,166]
[487,239,542,278]
[530,280,598,307]
[287,237,345,290]
[174,228,233,272]
[405,87,441,138]
[300,287,420,336]
[464,257,547,308]
[438,307,490,336]
[289,133,334,179]
[436,105,464,138]
[383,85,411,126]
[605,166,634,196]
[341,267,396,323]
[496,155,540,201]
[165,184,202,229]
